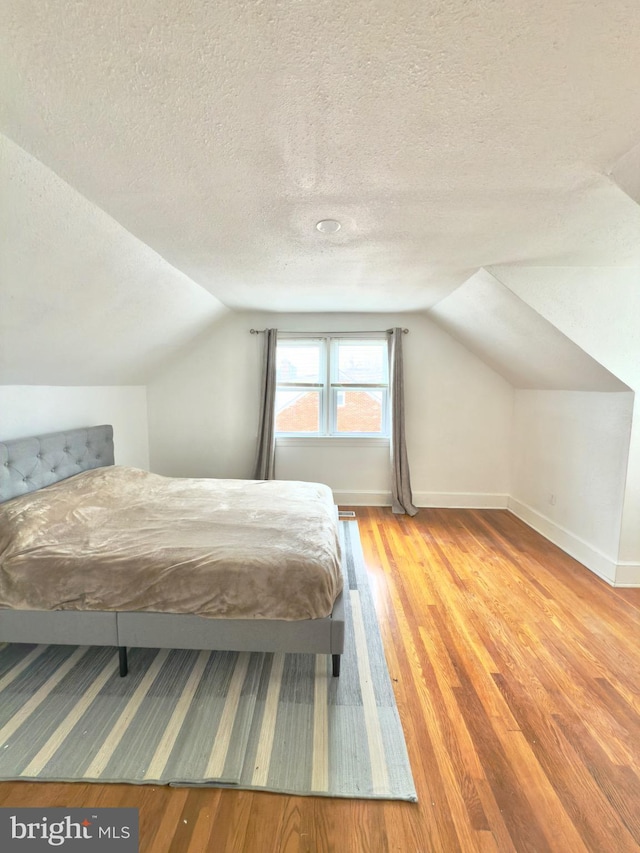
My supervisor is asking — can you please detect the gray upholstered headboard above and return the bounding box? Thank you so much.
[0,425,114,503]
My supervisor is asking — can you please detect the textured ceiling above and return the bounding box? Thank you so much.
[0,135,227,384]
[610,141,640,207]
[2,0,640,315]
[428,269,630,391]
[489,265,640,390]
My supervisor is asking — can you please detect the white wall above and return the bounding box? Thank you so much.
[496,265,640,581]
[146,314,262,480]
[147,311,514,506]
[275,439,391,505]
[510,390,634,584]
[0,386,149,468]
[619,401,640,571]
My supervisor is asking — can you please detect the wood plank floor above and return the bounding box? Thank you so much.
[1,507,638,852]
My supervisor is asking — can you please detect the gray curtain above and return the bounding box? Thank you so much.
[388,328,418,515]
[253,328,278,480]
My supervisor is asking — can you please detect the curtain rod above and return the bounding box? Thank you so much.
[249,328,409,334]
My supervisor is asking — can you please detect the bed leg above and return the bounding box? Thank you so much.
[119,646,128,677]
[332,654,341,677]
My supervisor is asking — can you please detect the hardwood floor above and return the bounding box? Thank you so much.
[1,507,638,852]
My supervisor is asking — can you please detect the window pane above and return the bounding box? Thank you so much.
[277,341,322,383]
[275,390,320,433]
[334,340,387,384]
[335,390,384,434]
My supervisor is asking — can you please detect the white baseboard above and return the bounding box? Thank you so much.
[332,491,640,586]
[334,490,509,508]
[614,562,640,587]
[507,497,638,586]
[413,492,509,509]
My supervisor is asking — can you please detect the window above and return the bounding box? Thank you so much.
[275,336,389,437]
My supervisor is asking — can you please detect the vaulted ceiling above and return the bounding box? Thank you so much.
[1,0,639,384]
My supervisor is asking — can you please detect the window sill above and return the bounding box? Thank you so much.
[276,436,390,448]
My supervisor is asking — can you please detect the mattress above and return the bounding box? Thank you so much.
[0,466,343,621]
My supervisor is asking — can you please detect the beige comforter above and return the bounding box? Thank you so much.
[0,467,342,620]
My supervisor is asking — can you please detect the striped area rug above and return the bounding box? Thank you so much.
[0,522,416,800]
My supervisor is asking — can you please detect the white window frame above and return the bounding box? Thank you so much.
[275,333,389,439]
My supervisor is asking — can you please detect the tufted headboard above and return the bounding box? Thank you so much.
[0,425,114,503]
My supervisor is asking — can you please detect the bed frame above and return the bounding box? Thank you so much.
[0,425,344,676]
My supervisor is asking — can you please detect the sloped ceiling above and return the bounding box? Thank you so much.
[610,141,640,207]
[488,265,640,390]
[1,0,640,383]
[427,269,629,391]
[0,135,227,384]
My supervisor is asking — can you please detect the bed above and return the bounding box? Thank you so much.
[0,425,345,676]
